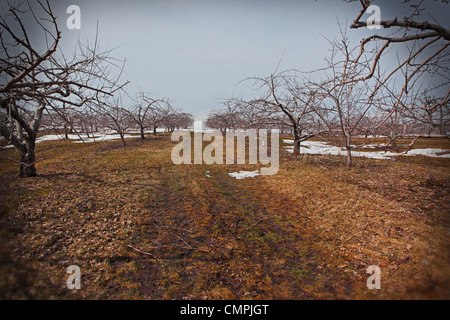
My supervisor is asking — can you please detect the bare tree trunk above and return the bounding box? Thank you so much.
[64,123,69,139]
[345,135,353,167]
[439,105,445,135]
[18,101,45,177]
[346,147,353,167]
[293,124,301,156]
[119,132,126,146]
[16,122,23,141]
[390,108,398,148]
[63,103,69,139]
[140,127,145,140]
[19,141,37,177]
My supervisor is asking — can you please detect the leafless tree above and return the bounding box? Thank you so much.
[206,105,238,133]
[206,100,252,132]
[162,110,183,132]
[96,95,134,147]
[173,112,194,130]
[0,0,127,176]
[128,92,171,139]
[205,109,227,133]
[241,71,328,156]
[396,86,449,137]
[146,98,173,135]
[309,33,386,166]
[159,107,194,132]
[347,0,450,144]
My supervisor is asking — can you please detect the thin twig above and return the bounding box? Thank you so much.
[125,244,160,261]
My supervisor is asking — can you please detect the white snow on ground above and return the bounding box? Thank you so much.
[1,132,144,148]
[128,129,166,134]
[1,130,167,148]
[283,139,450,159]
[228,170,261,179]
[36,134,99,143]
[72,133,140,143]
[349,144,379,149]
[405,148,450,158]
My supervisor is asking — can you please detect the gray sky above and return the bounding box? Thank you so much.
[47,0,449,120]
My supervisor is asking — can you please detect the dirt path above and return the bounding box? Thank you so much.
[126,163,361,299]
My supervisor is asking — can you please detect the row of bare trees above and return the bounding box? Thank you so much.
[0,1,193,175]
[0,0,131,176]
[1,0,448,175]
[207,0,449,166]
[36,93,194,147]
[94,93,193,146]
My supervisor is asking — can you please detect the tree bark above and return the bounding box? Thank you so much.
[293,124,301,156]
[119,132,126,146]
[345,135,353,167]
[19,143,37,177]
[346,147,353,167]
[64,124,68,139]
[16,100,45,177]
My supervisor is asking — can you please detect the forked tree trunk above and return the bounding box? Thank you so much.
[19,142,37,177]
[14,100,45,177]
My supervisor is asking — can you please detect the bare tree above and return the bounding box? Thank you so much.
[242,71,327,156]
[347,0,450,143]
[129,92,172,139]
[205,109,228,133]
[97,96,133,147]
[398,87,449,136]
[160,108,193,132]
[173,112,194,130]
[147,99,173,135]
[309,33,384,166]
[206,104,238,133]
[0,1,127,176]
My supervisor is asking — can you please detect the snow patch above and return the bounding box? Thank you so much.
[72,133,140,143]
[1,132,142,149]
[228,170,261,179]
[283,140,450,159]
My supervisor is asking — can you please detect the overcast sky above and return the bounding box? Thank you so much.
[44,0,450,120]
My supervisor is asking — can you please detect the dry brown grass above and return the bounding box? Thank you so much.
[0,134,449,299]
